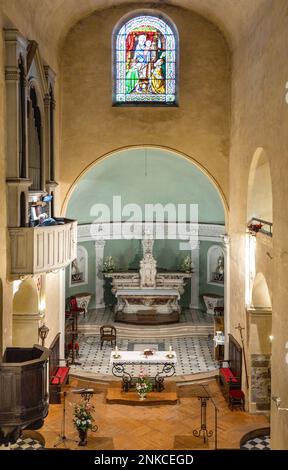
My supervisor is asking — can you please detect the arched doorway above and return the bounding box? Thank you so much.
[246,148,273,414]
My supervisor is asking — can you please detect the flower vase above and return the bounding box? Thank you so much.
[138,393,146,401]
[78,429,88,446]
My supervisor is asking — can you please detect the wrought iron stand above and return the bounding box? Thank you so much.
[191,384,218,449]
[111,362,176,392]
[192,396,213,443]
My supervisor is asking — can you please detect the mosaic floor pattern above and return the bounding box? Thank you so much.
[70,334,218,377]
[9,437,44,450]
[241,435,271,450]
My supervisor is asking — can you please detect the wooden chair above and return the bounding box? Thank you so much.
[100,325,116,349]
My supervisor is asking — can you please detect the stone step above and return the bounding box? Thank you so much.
[78,323,213,338]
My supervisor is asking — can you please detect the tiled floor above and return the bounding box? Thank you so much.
[70,334,218,377]
[9,437,44,450]
[241,435,271,450]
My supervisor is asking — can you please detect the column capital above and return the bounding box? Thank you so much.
[222,234,230,245]
[5,66,19,82]
[44,93,51,107]
[190,239,201,250]
[94,239,106,248]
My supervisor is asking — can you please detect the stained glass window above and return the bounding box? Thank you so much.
[115,15,177,104]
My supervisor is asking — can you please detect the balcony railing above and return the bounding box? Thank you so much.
[9,218,77,277]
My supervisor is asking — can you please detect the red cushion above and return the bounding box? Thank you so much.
[51,366,69,385]
[229,389,244,399]
[68,342,79,350]
[220,367,238,383]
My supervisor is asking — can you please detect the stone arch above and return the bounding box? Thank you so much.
[251,272,272,309]
[13,278,39,315]
[61,145,229,222]
[12,278,40,347]
[247,148,273,223]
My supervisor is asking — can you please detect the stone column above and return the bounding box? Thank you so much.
[44,93,51,186]
[190,240,200,309]
[223,235,230,358]
[95,240,106,309]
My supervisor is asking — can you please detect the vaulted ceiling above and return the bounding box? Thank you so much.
[1,0,269,62]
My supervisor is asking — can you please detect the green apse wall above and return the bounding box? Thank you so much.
[66,148,225,224]
[65,148,225,308]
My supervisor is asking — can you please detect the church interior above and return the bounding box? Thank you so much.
[0,0,287,452]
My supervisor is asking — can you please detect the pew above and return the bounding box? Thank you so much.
[49,333,70,404]
[219,334,242,402]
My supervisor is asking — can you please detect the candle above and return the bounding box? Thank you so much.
[169,345,172,352]
[115,345,118,351]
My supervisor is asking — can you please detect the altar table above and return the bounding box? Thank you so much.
[110,350,177,392]
[114,288,180,315]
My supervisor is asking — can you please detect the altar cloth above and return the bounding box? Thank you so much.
[110,350,177,365]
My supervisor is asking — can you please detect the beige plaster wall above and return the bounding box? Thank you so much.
[44,272,63,350]
[228,0,288,449]
[59,4,231,209]
[0,20,13,354]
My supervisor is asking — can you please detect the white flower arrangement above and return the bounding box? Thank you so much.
[102,256,117,273]
[181,256,193,272]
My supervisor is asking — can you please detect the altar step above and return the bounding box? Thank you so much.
[78,323,213,338]
[69,369,218,385]
[106,381,178,406]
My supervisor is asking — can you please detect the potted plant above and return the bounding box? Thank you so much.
[73,399,96,446]
[247,222,263,235]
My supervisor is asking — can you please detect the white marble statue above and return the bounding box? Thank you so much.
[140,253,157,288]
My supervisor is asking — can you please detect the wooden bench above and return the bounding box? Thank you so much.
[219,334,242,401]
[49,334,70,404]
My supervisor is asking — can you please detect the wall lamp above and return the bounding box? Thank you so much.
[38,323,50,347]
[272,396,288,412]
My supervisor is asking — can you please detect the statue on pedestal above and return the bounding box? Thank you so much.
[140,253,157,288]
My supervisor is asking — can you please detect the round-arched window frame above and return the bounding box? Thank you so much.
[113,13,178,105]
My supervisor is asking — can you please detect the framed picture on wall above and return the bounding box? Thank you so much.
[69,245,88,287]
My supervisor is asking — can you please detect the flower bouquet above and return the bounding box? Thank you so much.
[135,369,152,400]
[73,400,97,445]
[180,255,193,273]
[102,256,117,273]
[247,222,263,235]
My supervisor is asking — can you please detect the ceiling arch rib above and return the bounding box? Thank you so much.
[1,0,268,62]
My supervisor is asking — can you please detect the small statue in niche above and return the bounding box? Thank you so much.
[213,255,224,282]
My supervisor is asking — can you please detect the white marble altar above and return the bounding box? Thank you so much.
[115,288,180,314]
[105,238,191,319]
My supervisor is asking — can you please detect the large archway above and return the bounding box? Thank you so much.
[63,146,227,380]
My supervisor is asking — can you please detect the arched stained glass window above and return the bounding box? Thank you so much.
[114,14,177,105]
